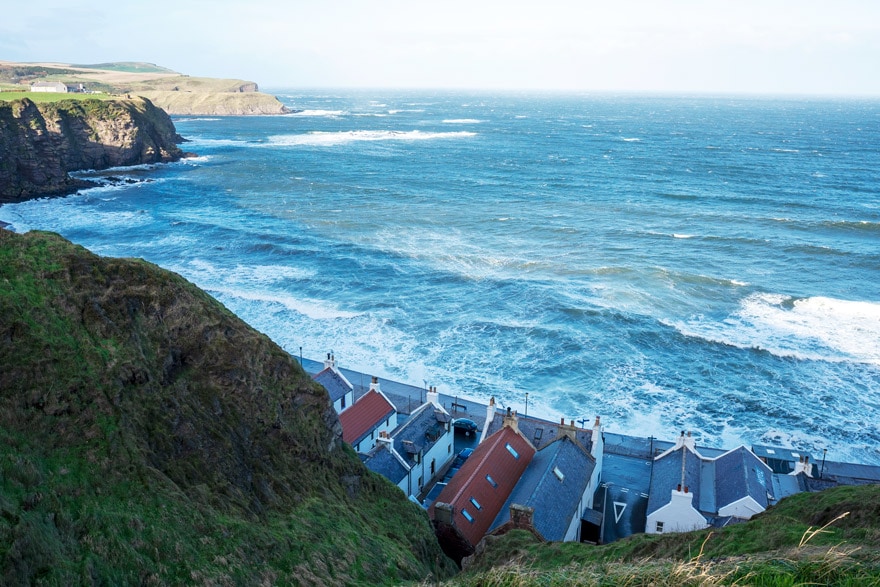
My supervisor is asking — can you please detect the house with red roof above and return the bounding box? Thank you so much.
[429,408,536,564]
[338,376,397,453]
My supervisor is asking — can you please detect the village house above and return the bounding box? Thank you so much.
[646,432,775,534]
[363,386,454,499]
[489,420,601,543]
[30,81,68,93]
[430,408,537,564]
[311,354,354,414]
[338,376,397,453]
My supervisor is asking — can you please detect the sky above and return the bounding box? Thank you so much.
[2,0,879,95]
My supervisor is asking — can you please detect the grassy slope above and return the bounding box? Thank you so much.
[0,230,455,585]
[450,484,880,586]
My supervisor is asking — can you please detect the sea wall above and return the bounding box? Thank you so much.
[0,97,187,203]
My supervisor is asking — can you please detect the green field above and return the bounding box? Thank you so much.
[0,91,113,104]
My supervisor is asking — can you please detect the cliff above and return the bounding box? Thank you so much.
[0,97,187,203]
[0,230,456,585]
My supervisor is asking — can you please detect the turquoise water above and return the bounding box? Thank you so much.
[3,91,879,463]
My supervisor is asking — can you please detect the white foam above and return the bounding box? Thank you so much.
[672,293,880,365]
[266,130,476,147]
[673,233,695,239]
[443,118,482,124]
[174,117,221,122]
[287,109,347,117]
[211,287,361,320]
[622,137,641,142]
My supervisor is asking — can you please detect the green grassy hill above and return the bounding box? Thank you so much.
[0,230,455,585]
[451,484,880,586]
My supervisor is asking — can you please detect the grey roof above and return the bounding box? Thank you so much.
[312,367,352,402]
[647,447,703,516]
[714,447,773,510]
[820,460,880,484]
[490,435,596,541]
[484,411,594,453]
[392,403,449,467]
[364,444,408,484]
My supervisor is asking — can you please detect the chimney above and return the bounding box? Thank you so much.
[503,407,520,432]
[377,430,393,449]
[790,454,813,478]
[323,353,336,370]
[369,376,381,393]
[433,502,454,525]
[591,415,604,458]
[509,504,535,531]
[427,385,439,407]
[558,418,577,441]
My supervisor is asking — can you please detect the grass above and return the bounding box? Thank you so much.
[0,230,456,585]
[0,91,113,104]
[442,485,880,586]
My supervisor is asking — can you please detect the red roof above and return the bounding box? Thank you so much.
[338,390,396,446]
[431,425,535,547]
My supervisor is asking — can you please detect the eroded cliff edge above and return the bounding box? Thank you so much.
[0,97,187,204]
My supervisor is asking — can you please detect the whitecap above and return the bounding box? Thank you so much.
[265,130,476,147]
[671,293,880,366]
[621,137,641,142]
[443,118,482,124]
[210,287,361,320]
[672,233,695,239]
[287,109,347,117]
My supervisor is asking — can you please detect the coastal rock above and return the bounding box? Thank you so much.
[0,97,187,203]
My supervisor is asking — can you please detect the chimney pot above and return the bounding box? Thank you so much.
[677,484,682,492]
[684,486,689,493]
[570,419,575,427]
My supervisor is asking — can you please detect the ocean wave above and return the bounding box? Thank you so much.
[266,130,477,147]
[621,137,641,142]
[286,109,347,117]
[671,293,880,366]
[672,233,695,239]
[174,117,221,122]
[210,287,361,320]
[443,118,482,124]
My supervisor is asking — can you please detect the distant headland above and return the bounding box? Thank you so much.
[0,60,289,116]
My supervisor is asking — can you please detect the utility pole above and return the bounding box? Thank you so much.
[525,392,529,417]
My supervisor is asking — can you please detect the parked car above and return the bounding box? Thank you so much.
[452,418,478,434]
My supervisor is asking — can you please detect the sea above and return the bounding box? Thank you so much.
[3,91,879,465]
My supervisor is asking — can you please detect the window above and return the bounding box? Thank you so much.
[470,497,482,510]
[462,509,474,523]
[431,458,436,476]
[655,521,664,533]
[505,443,520,459]
[486,474,498,488]
[355,442,360,452]
[371,429,375,439]
[553,466,565,482]
[765,448,776,455]
[340,395,346,410]
[385,417,390,426]
[448,444,452,453]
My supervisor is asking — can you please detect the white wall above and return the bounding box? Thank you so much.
[646,490,709,535]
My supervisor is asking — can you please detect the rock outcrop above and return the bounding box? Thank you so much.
[0,97,187,203]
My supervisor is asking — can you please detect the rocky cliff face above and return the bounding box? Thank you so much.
[0,97,187,203]
[0,229,455,585]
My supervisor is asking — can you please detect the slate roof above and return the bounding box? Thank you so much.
[364,443,408,485]
[647,446,703,516]
[338,389,396,447]
[490,435,597,541]
[714,446,773,511]
[649,445,774,518]
[484,410,594,453]
[392,403,450,468]
[820,460,880,485]
[430,425,536,548]
[312,366,353,403]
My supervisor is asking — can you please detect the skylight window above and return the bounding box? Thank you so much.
[553,466,565,482]
[462,509,474,523]
[765,448,776,455]
[470,497,482,510]
[486,474,498,488]
[505,443,520,459]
